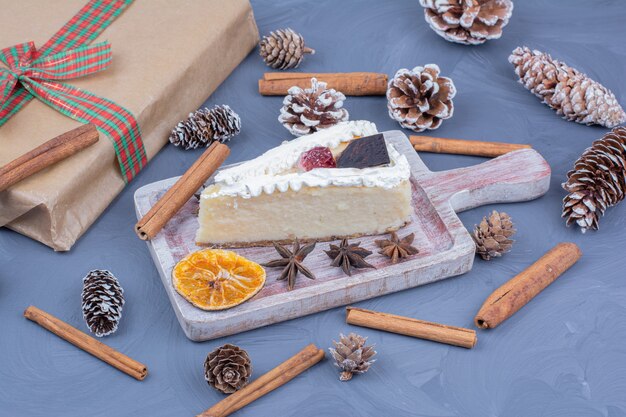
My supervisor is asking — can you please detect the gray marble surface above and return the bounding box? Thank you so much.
[1,1,626,416]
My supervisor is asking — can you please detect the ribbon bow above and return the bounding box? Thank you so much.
[0,0,146,182]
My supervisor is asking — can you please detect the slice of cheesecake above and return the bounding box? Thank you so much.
[196,121,413,247]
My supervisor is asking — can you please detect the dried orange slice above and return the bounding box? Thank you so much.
[172,249,266,310]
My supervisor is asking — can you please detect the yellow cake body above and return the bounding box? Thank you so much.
[197,182,412,246]
[196,121,413,247]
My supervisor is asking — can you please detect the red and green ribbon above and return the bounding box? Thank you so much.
[0,0,146,182]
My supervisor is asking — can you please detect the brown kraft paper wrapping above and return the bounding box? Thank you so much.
[0,0,259,251]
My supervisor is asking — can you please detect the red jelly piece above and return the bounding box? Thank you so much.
[298,146,337,171]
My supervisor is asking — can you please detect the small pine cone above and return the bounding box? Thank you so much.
[259,28,315,70]
[387,64,456,132]
[472,211,515,260]
[204,344,252,394]
[509,47,626,128]
[169,105,241,150]
[420,0,513,45]
[81,270,125,337]
[562,127,626,232]
[329,333,376,381]
[279,78,349,136]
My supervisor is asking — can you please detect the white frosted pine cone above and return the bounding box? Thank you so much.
[509,46,626,128]
[420,0,514,45]
[81,270,125,337]
[562,127,626,232]
[169,105,241,150]
[278,78,349,136]
[387,64,456,132]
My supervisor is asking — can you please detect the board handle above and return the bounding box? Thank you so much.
[420,149,551,213]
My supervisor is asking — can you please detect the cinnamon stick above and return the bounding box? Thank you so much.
[475,242,582,329]
[346,307,476,349]
[259,72,388,96]
[0,124,99,192]
[135,142,230,240]
[198,344,324,417]
[24,306,147,381]
[410,135,531,158]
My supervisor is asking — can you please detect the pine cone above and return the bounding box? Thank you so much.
[81,270,125,337]
[387,64,456,132]
[420,0,513,45]
[169,105,241,150]
[259,28,315,70]
[509,47,626,128]
[279,78,349,136]
[472,211,515,260]
[204,344,252,394]
[562,127,626,233]
[329,333,376,381]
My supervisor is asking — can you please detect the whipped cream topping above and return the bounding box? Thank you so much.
[203,121,411,199]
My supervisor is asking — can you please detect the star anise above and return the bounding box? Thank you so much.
[324,238,375,276]
[375,232,419,263]
[263,240,316,290]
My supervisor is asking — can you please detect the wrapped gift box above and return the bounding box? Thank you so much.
[0,0,259,250]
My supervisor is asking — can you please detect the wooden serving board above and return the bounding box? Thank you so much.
[134,131,551,341]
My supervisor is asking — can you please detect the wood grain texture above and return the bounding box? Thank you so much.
[134,131,551,341]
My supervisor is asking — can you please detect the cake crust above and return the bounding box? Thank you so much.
[195,221,410,249]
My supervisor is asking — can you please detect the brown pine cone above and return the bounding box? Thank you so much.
[562,127,626,232]
[259,28,315,70]
[204,344,252,394]
[420,0,513,45]
[472,211,515,260]
[169,105,241,150]
[329,333,376,381]
[279,78,349,136]
[509,47,626,128]
[387,64,456,132]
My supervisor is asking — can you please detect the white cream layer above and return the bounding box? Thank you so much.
[203,121,411,199]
